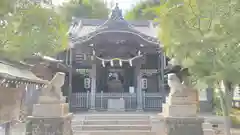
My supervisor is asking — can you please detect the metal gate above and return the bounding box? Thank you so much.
[71,91,163,111]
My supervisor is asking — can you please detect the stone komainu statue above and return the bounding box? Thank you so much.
[164,65,190,93]
[39,72,66,103]
[167,73,186,93]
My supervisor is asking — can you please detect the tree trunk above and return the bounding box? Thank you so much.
[218,81,232,135]
[223,81,234,111]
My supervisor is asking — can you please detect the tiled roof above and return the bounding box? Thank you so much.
[73,19,159,38]
[0,60,47,84]
[69,4,160,45]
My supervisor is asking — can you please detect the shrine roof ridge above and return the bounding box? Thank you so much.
[73,18,158,27]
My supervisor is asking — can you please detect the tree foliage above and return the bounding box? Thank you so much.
[0,0,15,15]
[59,0,109,22]
[153,0,240,134]
[0,0,68,61]
[124,1,160,20]
[153,0,240,85]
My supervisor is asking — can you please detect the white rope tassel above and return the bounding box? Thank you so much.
[129,59,133,67]
[138,50,141,56]
[110,60,114,67]
[102,60,105,67]
[119,59,122,67]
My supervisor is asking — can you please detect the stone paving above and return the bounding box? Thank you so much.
[0,123,25,135]
[0,113,240,135]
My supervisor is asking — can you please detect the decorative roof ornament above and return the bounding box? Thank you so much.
[110,3,124,20]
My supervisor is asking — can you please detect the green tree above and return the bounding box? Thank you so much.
[124,1,160,20]
[0,0,68,60]
[0,0,15,15]
[153,0,240,135]
[59,0,109,22]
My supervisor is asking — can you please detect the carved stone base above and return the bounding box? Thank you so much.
[26,113,73,135]
[163,117,204,135]
[32,103,69,117]
[166,94,198,105]
[162,104,198,117]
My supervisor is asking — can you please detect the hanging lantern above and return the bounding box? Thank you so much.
[84,77,91,89]
[141,77,148,89]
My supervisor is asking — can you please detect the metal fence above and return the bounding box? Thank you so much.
[71,91,163,111]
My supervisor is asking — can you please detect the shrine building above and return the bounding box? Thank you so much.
[57,4,167,111]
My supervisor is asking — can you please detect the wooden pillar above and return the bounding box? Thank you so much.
[160,52,166,101]
[90,64,96,111]
[135,62,143,111]
[157,54,161,92]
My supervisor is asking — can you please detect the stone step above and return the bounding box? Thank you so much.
[82,120,151,125]
[84,115,150,120]
[203,129,214,135]
[73,130,156,135]
[75,125,152,131]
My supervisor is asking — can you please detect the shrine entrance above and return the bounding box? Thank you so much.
[97,65,134,93]
[106,68,125,93]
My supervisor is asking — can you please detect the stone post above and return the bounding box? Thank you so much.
[161,87,204,135]
[25,72,73,135]
[90,64,96,111]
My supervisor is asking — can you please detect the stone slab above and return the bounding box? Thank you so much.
[203,129,214,135]
[108,99,125,111]
[162,104,198,117]
[83,120,150,125]
[26,113,73,135]
[163,117,204,135]
[32,103,69,117]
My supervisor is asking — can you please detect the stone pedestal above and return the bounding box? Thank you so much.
[163,89,198,117]
[32,103,69,117]
[26,102,73,135]
[161,88,204,135]
[26,113,73,135]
